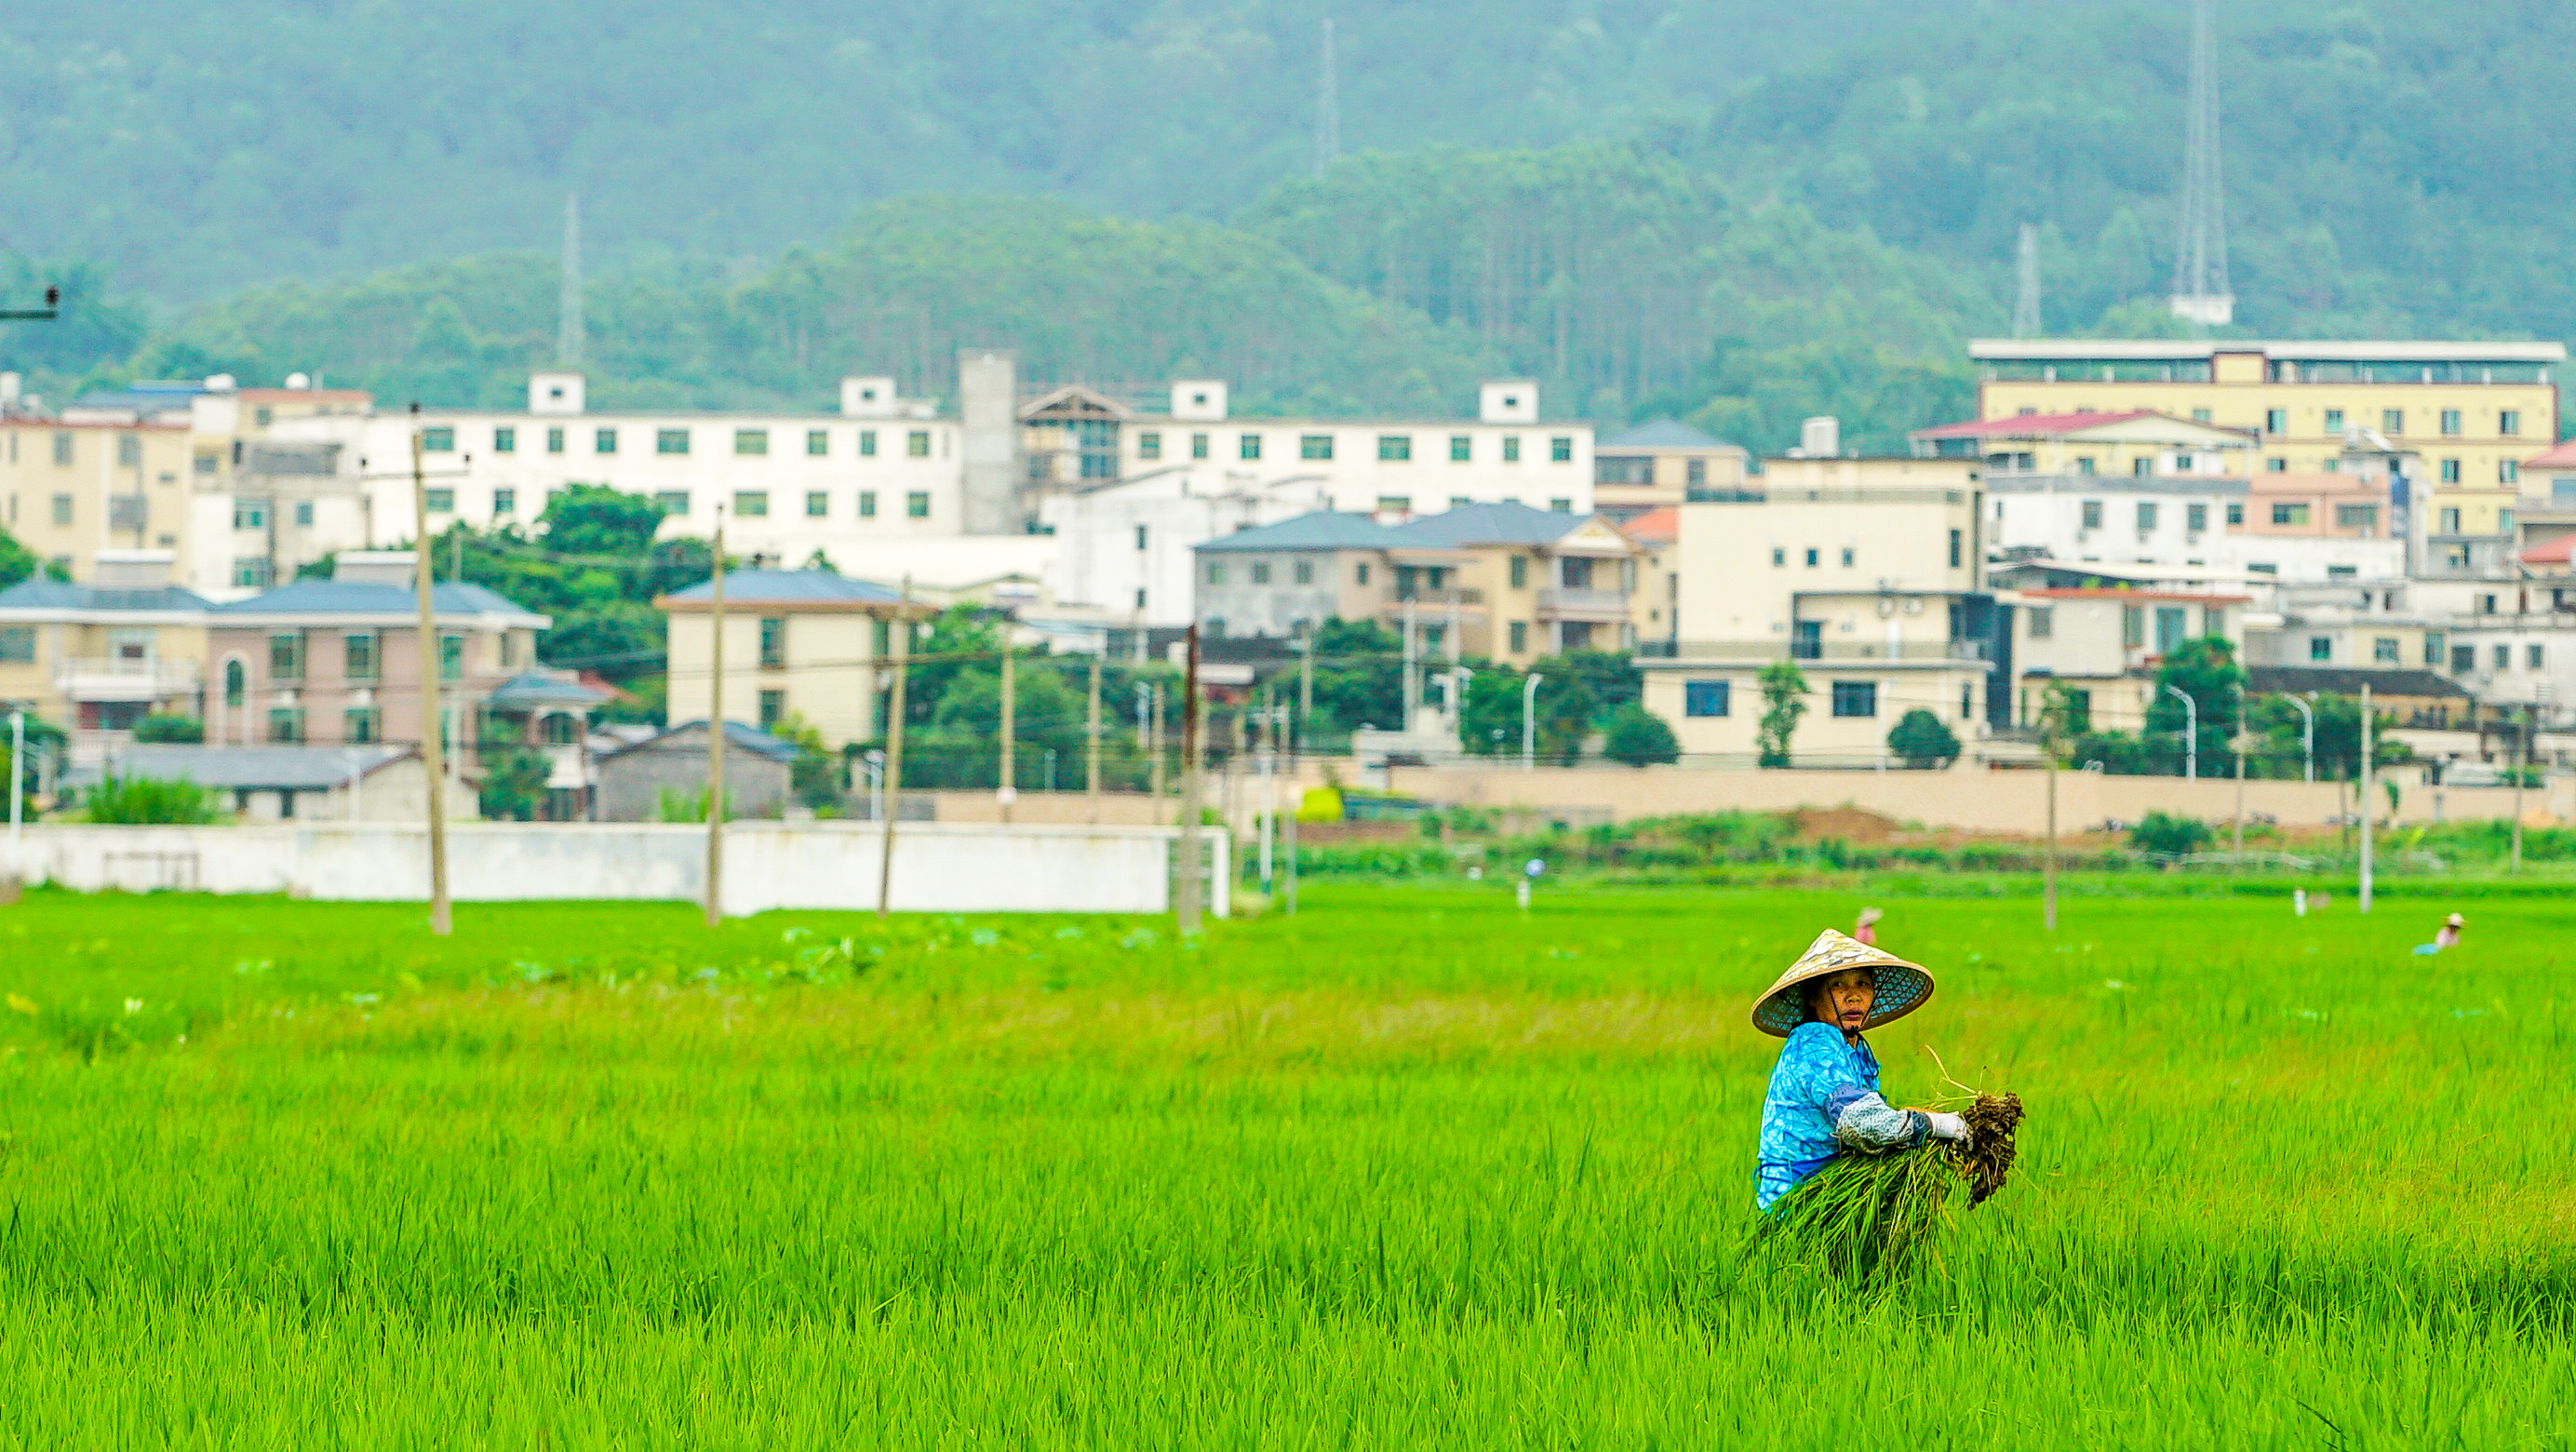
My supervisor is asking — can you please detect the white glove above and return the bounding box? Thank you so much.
[1924,1112,1970,1143]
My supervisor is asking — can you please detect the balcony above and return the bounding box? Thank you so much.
[1636,639,1992,664]
[1536,586,1630,620]
[1385,587,1483,609]
[53,656,200,703]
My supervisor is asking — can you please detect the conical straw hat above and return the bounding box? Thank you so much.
[1750,928,1937,1038]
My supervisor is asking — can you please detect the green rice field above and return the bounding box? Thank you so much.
[0,881,2567,1447]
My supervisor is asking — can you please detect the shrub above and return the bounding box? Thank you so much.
[476,746,552,821]
[1885,708,1960,769]
[132,714,205,744]
[1600,703,1680,767]
[85,774,221,825]
[2130,810,2212,857]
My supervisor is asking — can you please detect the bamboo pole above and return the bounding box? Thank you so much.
[408,404,450,937]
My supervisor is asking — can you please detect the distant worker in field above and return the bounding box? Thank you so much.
[1751,929,1969,1212]
[1853,906,1884,946]
[2412,912,2466,956]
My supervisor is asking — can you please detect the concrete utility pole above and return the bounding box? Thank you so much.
[1085,652,1102,823]
[2044,747,2059,933]
[2510,703,2529,873]
[409,405,451,937]
[1174,625,1205,933]
[998,635,1016,821]
[2231,681,2246,862]
[877,578,912,918]
[2358,681,2375,914]
[703,505,727,928]
[1298,632,1315,750]
[7,709,23,866]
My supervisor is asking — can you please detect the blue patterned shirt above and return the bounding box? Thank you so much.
[1754,1021,1927,1211]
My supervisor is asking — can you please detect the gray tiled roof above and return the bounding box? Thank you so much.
[2245,666,2473,700]
[211,579,543,623]
[597,720,803,763]
[485,670,611,709]
[1389,501,1587,547]
[1193,512,1410,553]
[0,580,212,612]
[660,569,906,605]
[84,743,411,790]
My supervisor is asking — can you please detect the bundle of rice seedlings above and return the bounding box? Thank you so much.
[1955,1092,2026,1205]
[1751,1092,2030,1288]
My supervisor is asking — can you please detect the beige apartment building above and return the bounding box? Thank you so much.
[0,554,211,761]
[1968,340,2562,537]
[658,569,928,747]
[1591,419,1750,518]
[1637,458,1993,763]
[0,418,195,579]
[2006,586,2247,734]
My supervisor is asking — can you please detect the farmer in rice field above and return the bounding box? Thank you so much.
[1752,929,1970,1212]
[2412,911,2465,956]
[1852,906,1884,946]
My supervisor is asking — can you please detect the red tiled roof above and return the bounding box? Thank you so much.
[2520,534,2576,566]
[1618,506,1678,544]
[1910,410,2157,439]
[2520,438,2576,470]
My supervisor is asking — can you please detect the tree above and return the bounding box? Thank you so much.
[1306,617,1403,737]
[2143,636,2246,776]
[2130,811,2212,858]
[0,523,43,590]
[1601,703,1680,766]
[1885,707,1960,769]
[1755,660,1809,768]
[539,484,664,561]
[132,714,205,744]
[476,746,551,821]
[1456,665,1527,756]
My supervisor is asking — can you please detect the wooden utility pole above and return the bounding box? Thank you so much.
[998,637,1016,821]
[1085,652,1102,822]
[703,506,727,927]
[876,579,912,918]
[408,404,451,937]
[2510,703,2529,873]
[1174,625,1205,933]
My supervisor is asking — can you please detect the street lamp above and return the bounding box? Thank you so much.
[2281,692,2315,784]
[2163,683,2197,780]
[1522,673,1545,773]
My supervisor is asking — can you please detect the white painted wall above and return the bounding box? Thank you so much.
[2,823,1228,916]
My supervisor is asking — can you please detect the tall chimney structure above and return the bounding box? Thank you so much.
[958,350,1021,535]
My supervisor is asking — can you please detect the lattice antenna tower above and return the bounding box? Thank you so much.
[2168,0,2233,329]
[558,193,584,368]
[1315,18,1342,176]
[2012,222,2042,339]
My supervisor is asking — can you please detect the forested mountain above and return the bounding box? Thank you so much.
[6,1,2575,453]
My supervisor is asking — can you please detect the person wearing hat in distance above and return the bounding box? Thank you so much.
[1753,928,1970,1213]
[2412,912,2466,956]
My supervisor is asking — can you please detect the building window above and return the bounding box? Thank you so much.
[490,488,516,516]
[2264,458,2286,473]
[1770,547,1785,567]
[1294,559,1313,585]
[0,625,33,664]
[2439,409,2462,436]
[2272,503,2310,526]
[654,491,689,516]
[2073,456,2096,476]
[1833,546,1852,568]
[345,706,379,744]
[589,428,615,454]
[1509,555,1527,589]
[2530,644,2547,669]
[267,708,304,745]
[906,431,931,458]
[733,429,767,456]
[1503,437,1522,464]
[2028,607,2054,639]
[2434,458,2462,484]
[1250,561,1272,585]
[232,558,273,589]
[647,428,687,455]
[2336,504,2378,530]
[50,432,73,465]
[2308,636,2332,662]
[2226,503,2245,525]
[2373,637,2399,664]
[2264,409,2287,434]
[906,491,930,518]
[2494,644,2512,670]
[1687,459,1707,486]
[2136,502,2158,531]
[1138,431,1161,461]
[2422,633,2445,666]
[859,430,878,457]
[759,618,785,668]
[1509,621,1528,653]
[542,713,579,746]
[1684,679,1731,718]
[545,427,565,454]
[1291,434,1331,462]
[1189,433,1210,461]
[2080,500,2103,530]
[1372,495,1409,517]
[1804,547,1819,568]
[1948,529,1963,568]
[1830,681,1877,718]
[758,690,785,730]
[2186,503,2207,532]
[1238,434,1263,462]
[1548,498,1571,514]
[344,632,378,680]
[858,491,877,518]
[2440,506,2462,533]
[2122,605,2144,649]
[492,426,517,454]
[2500,508,2516,532]
[422,426,455,452]
[2501,410,2523,436]
[424,488,455,514]
[1375,435,1410,462]
[1355,563,1371,586]
[807,429,828,456]
[2450,644,2475,673]
[1450,436,1471,463]
[2324,409,2344,433]
[805,491,828,518]
[269,633,302,680]
[2381,409,2403,435]
[2501,461,2521,485]
[233,499,267,530]
[1550,437,1572,464]
[734,491,769,517]
[1206,561,1227,585]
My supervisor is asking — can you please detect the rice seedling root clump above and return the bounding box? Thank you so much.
[1759,1094,2029,1288]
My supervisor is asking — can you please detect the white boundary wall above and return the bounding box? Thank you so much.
[0,823,1228,917]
